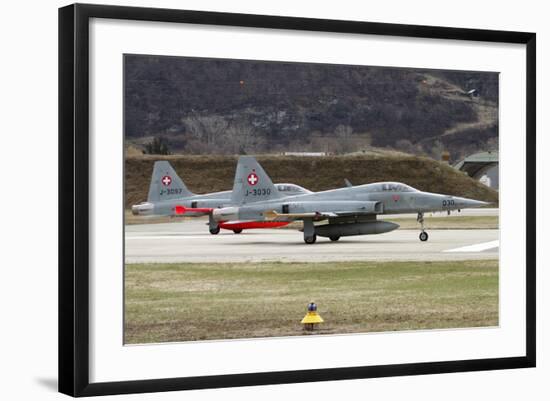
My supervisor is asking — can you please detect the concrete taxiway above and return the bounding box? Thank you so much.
[125,219,499,263]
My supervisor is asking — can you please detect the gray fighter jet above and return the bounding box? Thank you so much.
[131,160,311,233]
[211,156,490,244]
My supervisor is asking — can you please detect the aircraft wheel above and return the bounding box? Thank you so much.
[209,227,220,235]
[304,235,317,244]
[233,229,243,234]
[329,236,340,242]
[419,231,429,242]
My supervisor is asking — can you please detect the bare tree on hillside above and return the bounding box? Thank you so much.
[182,115,228,153]
[143,136,171,155]
[430,140,445,160]
[225,122,266,154]
[395,139,425,156]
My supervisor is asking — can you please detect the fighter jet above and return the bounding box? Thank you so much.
[131,160,311,234]
[210,156,490,244]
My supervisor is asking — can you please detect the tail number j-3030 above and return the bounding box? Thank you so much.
[245,188,271,197]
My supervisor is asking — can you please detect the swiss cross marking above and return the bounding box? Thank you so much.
[161,175,172,186]
[247,173,259,186]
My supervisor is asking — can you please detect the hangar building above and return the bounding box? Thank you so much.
[454,151,499,190]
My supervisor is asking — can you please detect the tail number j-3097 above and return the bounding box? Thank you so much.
[160,188,183,196]
[245,188,271,197]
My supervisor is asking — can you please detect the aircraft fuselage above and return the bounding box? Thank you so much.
[212,182,487,223]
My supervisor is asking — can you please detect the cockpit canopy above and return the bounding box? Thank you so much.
[276,183,312,195]
[373,182,418,192]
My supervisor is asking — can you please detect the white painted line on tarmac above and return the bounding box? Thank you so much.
[125,231,207,236]
[443,240,499,253]
[126,235,253,240]
[126,236,209,240]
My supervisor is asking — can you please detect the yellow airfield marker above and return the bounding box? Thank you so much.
[301,302,324,331]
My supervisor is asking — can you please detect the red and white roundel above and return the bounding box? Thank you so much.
[161,175,172,186]
[247,173,259,186]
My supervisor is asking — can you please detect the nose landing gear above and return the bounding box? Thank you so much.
[417,212,429,242]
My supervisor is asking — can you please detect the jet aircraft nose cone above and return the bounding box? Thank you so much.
[457,197,490,208]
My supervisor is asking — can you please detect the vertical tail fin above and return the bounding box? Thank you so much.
[147,161,193,202]
[231,156,284,204]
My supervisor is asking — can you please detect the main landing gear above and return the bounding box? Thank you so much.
[303,218,317,244]
[233,229,243,234]
[417,212,429,242]
[208,215,220,235]
[305,235,317,244]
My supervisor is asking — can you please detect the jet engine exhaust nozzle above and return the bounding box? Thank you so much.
[131,202,154,216]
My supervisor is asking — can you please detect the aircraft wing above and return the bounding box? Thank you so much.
[263,210,326,221]
[263,210,377,221]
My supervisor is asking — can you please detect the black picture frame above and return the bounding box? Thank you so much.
[59,3,536,397]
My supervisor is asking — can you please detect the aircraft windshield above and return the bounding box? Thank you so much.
[276,184,312,194]
[380,183,418,192]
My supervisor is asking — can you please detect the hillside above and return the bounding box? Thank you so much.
[125,154,498,209]
[124,55,498,162]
